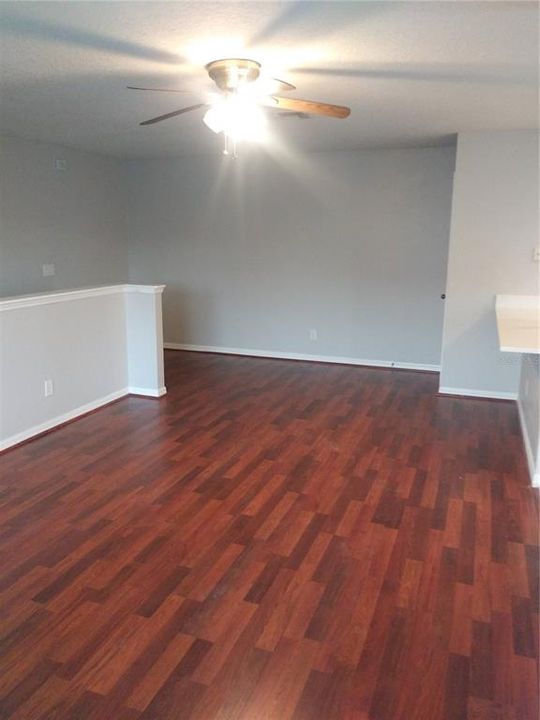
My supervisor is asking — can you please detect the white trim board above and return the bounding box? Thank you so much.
[517,396,540,487]
[495,294,540,354]
[0,386,166,452]
[164,343,441,373]
[0,284,165,312]
[128,386,167,398]
[438,386,518,401]
[0,388,129,452]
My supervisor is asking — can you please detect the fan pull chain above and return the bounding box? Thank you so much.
[222,133,238,158]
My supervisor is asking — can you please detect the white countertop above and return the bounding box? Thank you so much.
[496,295,540,354]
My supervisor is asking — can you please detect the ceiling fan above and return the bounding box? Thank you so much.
[128,58,351,156]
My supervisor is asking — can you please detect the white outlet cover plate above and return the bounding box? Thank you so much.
[42,263,55,277]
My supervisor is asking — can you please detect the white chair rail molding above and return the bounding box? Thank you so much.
[0,284,166,451]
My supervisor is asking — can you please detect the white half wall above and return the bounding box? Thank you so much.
[518,354,540,486]
[126,286,166,395]
[0,284,165,450]
[0,135,128,297]
[440,130,539,397]
[126,146,455,368]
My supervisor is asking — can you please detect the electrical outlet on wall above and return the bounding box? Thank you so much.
[42,263,55,277]
[54,158,67,171]
[309,329,318,341]
[44,379,54,397]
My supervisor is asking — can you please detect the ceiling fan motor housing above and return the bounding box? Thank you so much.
[205,58,261,91]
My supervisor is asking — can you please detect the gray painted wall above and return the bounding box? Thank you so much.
[1,291,127,444]
[1,285,165,448]
[0,135,128,297]
[440,130,539,396]
[126,146,455,367]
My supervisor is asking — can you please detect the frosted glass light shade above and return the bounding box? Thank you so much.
[203,96,267,141]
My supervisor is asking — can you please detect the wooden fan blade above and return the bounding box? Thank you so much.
[140,103,207,126]
[128,86,191,93]
[271,96,350,118]
[277,111,310,120]
[271,77,296,92]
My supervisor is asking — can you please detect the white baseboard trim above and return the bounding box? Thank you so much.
[163,343,440,373]
[0,384,167,452]
[517,396,540,487]
[438,386,518,401]
[128,386,167,397]
[0,387,130,452]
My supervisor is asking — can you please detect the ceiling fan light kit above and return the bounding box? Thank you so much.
[129,57,351,156]
[205,58,261,91]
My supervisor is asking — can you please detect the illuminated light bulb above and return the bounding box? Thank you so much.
[203,104,225,134]
[202,94,267,142]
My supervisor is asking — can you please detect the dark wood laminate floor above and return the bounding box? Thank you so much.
[0,350,538,720]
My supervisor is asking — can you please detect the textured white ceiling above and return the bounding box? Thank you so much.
[0,1,537,158]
